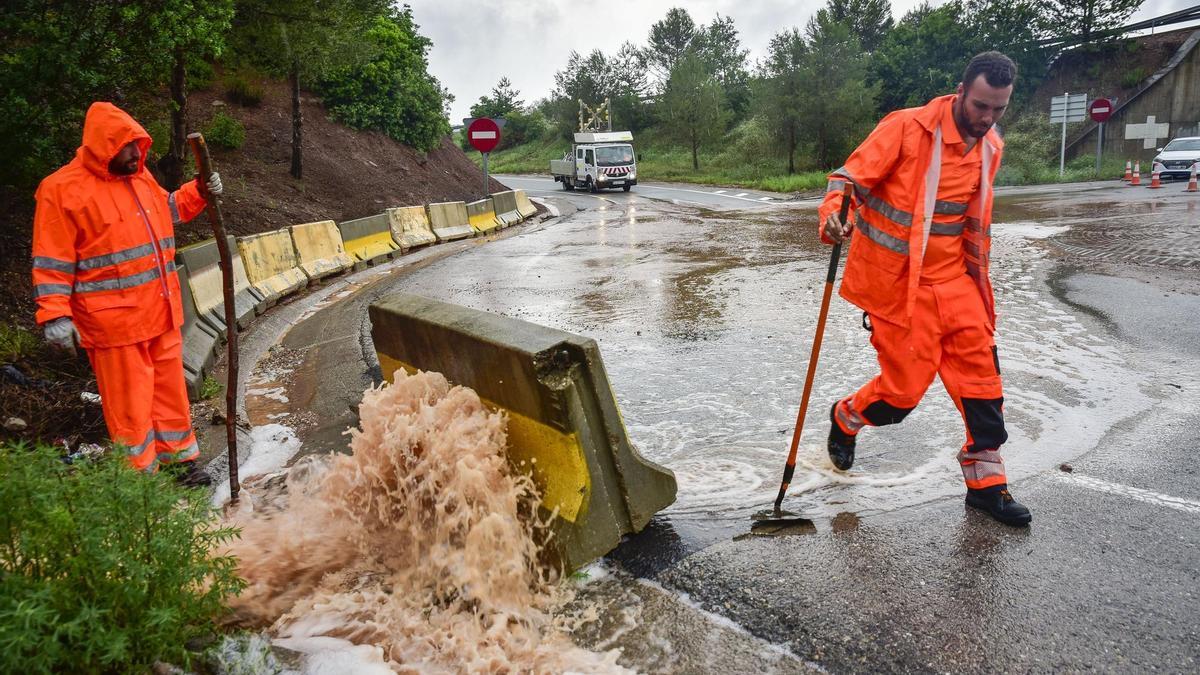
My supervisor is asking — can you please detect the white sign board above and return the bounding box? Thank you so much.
[1049,93,1088,123]
[1125,115,1170,149]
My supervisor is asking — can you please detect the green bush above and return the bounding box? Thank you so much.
[0,443,244,673]
[1120,66,1147,89]
[205,110,245,150]
[0,323,39,364]
[224,73,263,108]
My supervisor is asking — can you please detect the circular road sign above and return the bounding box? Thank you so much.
[1089,98,1113,123]
[467,117,501,153]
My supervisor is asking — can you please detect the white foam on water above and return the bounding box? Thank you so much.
[211,424,302,506]
[992,220,1071,239]
[273,633,394,675]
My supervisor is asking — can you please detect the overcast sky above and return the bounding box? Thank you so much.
[407,0,1199,123]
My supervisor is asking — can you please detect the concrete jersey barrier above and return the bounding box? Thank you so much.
[337,213,400,269]
[387,206,437,250]
[514,190,538,220]
[490,190,523,227]
[236,230,308,306]
[289,220,354,281]
[369,293,678,572]
[176,236,262,335]
[466,198,501,235]
[176,264,218,401]
[426,201,474,242]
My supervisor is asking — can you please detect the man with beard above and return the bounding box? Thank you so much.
[818,52,1032,526]
[32,102,222,485]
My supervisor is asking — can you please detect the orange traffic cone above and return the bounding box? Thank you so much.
[1130,161,1141,186]
[1187,162,1198,192]
[1147,162,1163,189]
[1122,160,1132,182]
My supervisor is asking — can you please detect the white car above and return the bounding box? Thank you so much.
[1152,137,1200,179]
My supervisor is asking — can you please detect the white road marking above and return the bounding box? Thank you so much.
[713,190,727,194]
[498,176,783,205]
[758,196,774,201]
[1053,473,1200,515]
[735,192,749,197]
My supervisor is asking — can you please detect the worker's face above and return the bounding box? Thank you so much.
[108,141,141,176]
[955,75,1012,139]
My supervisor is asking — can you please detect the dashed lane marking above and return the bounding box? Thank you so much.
[735,192,749,197]
[1053,473,1200,515]
[713,190,727,194]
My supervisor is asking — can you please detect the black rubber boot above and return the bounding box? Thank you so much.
[828,401,857,471]
[966,485,1032,526]
[172,461,213,488]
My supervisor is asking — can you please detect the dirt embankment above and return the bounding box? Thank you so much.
[0,78,504,446]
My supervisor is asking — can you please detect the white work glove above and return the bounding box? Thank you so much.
[206,172,223,196]
[44,317,81,352]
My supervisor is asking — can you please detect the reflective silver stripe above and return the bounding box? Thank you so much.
[168,192,181,225]
[33,256,76,273]
[74,260,175,294]
[929,222,965,236]
[154,429,194,442]
[934,200,968,215]
[856,219,909,255]
[77,238,174,271]
[33,283,73,298]
[863,192,912,227]
[158,442,200,464]
[827,179,847,193]
[830,168,869,201]
[121,430,155,457]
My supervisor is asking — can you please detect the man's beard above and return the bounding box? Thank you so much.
[954,101,990,139]
[109,159,138,175]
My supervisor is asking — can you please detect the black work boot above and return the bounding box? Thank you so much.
[966,485,1032,526]
[827,401,857,471]
[172,461,213,488]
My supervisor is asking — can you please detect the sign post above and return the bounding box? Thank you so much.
[1050,92,1088,176]
[1089,98,1114,172]
[467,117,501,199]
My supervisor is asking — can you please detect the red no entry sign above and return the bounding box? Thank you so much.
[467,118,501,153]
[1089,98,1113,123]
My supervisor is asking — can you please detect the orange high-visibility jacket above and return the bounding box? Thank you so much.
[818,94,1003,329]
[32,102,208,348]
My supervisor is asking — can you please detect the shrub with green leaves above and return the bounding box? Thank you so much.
[205,110,246,150]
[0,323,39,364]
[0,443,244,673]
[225,72,264,108]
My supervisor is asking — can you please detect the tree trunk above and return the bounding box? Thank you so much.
[691,132,699,171]
[290,62,303,180]
[162,45,187,190]
[787,125,795,175]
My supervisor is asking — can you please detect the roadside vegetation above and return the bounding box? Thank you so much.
[468,0,1148,192]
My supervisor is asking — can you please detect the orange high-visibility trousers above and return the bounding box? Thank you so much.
[833,274,1007,490]
[87,328,198,472]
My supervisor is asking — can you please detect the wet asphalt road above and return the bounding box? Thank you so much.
[227,177,1200,672]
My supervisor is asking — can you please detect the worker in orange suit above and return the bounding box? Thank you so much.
[32,102,221,485]
[818,52,1031,526]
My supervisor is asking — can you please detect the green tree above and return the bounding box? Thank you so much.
[797,10,880,168]
[549,46,652,137]
[318,7,451,152]
[660,54,727,170]
[870,1,975,112]
[966,0,1049,97]
[0,1,232,189]
[756,28,808,174]
[646,7,698,82]
[229,0,388,178]
[1046,0,1142,40]
[694,14,752,119]
[827,0,895,52]
[470,77,524,119]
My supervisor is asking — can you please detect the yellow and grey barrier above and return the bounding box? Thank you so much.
[466,198,501,235]
[177,264,218,401]
[289,220,354,281]
[337,213,400,270]
[426,201,474,242]
[490,190,524,227]
[177,236,263,335]
[514,190,538,220]
[236,230,309,306]
[369,293,677,572]
[387,206,437,250]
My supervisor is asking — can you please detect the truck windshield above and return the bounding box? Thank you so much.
[596,145,635,166]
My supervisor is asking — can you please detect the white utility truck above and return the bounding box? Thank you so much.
[550,131,638,192]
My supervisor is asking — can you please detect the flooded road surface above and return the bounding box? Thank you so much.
[388,184,1160,550]
[228,178,1200,672]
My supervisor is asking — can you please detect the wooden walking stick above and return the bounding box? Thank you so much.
[188,132,240,503]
